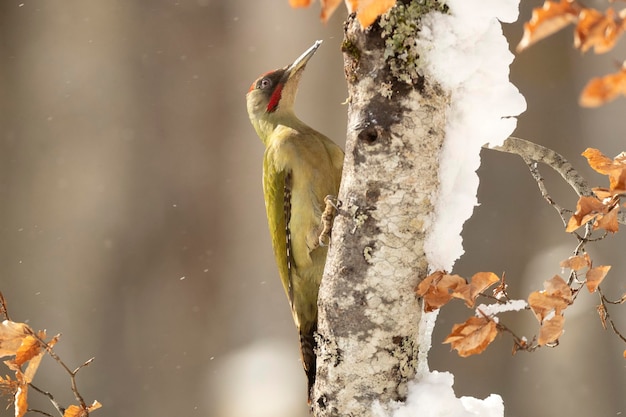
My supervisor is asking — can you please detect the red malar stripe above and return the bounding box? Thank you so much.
[267,83,283,113]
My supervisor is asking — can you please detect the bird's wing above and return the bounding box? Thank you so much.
[263,156,295,309]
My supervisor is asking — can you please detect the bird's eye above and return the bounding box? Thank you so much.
[259,78,272,89]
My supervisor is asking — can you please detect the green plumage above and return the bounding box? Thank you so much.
[246,41,343,398]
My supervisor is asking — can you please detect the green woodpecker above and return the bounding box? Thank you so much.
[246,40,344,396]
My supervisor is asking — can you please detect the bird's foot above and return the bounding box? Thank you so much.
[318,195,341,247]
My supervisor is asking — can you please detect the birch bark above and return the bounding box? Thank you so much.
[312,6,449,415]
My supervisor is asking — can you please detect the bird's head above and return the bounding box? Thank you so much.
[246,41,322,139]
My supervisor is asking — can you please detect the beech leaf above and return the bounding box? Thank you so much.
[443,317,498,357]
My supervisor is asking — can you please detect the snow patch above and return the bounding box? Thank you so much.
[420,0,527,271]
[475,299,528,317]
[373,371,504,417]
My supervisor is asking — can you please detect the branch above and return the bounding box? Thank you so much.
[32,329,94,412]
[486,136,626,225]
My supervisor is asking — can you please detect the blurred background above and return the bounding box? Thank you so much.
[0,0,624,416]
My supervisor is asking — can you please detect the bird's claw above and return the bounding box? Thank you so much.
[318,195,341,247]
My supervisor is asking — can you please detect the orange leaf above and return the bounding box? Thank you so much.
[517,0,581,52]
[566,195,607,232]
[354,0,396,28]
[597,303,608,329]
[528,275,572,322]
[595,205,620,232]
[15,383,28,417]
[559,254,591,271]
[452,272,499,307]
[416,271,466,312]
[580,66,626,107]
[289,0,311,7]
[538,314,565,345]
[583,148,618,174]
[443,317,498,357]
[321,0,343,22]
[582,148,626,192]
[345,0,358,13]
[15,335,41,367]
[469,272,500,299]
[544,275,573,300]
[23,334,56,384]
[63,401,102,417]
[574,8,623,53]
[593,187,613,199]
[586,265,611,292]
[0,321,32,358]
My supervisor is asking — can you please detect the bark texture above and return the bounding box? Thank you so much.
[312,9,449,416]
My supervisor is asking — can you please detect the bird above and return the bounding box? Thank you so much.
[245,40,344,399]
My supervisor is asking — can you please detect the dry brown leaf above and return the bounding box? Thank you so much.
[595,205,620,232]
[538,314,565,345]
[1,328,58,417]
[416,271,466,312]
[0,321,33,358]
[345,0,358,13]
[354,0,396,28]
[443,316,498,357]
[289,0,311,7]
[15,383,28,417]
[583,148,618,175]
[528,275,572,322]
[566,195,608,232]
[559,254,591,271]
[593,187,614,199]
[597,303,608,329]
[528,292,567,322]
[586,265,611,292]
[23,334,57,384]
[544,274,573,299]
[286,0,395,25]
[469,272,500,299]
[15,335,41,367]
[583,148,626,192]
[286,0,342,23]
[321,0,343,21]
[63,401,102,417]
[580,67,626,107]
[575,8,623,53]
[517,0,581,52]
[5,363,30,417]
[64,405,84,417]
[451,272,499,307]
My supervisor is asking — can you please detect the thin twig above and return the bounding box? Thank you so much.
[30,332,91,411]
[29,384,64,416]
[476,309,541,354]
[598,287,626,344]
[0,292,10,321]
[525,160,570,226]
[27,409,55,417]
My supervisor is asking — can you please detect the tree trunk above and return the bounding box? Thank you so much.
[312,5,449,415]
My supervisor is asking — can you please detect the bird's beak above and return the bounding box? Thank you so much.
[285,40,323,80]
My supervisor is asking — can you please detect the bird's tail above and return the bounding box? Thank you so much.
[299,325,317,402]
